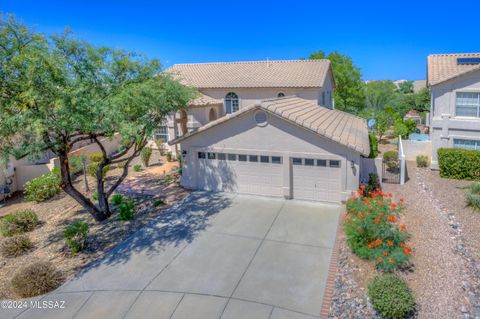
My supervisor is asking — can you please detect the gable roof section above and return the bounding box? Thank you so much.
[170,96,370,156]
[428,53,480,86]
[190,93,223,106]
[165,60,332,89]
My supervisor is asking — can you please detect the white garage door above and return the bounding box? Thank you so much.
[196,152,283,197]
[292,157,342,203]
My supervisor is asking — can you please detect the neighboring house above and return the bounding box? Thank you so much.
[404,109,422,125]
[165,60,370,203]
[427,53,480,169]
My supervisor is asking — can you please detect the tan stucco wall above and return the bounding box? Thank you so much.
[429,69,480,168]
[179,109,360,202]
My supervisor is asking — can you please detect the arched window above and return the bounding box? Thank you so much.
[277,92,285,98]
[225,92,239,114]
[209,108,217,121]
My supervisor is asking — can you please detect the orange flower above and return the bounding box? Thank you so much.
[365,212,369,217]
[350,209,356,214]
[375,239,382,246]
[368,205,373,211]
[390,203,397,210]
[399,224,406,231]
[379,213,384,217]
[400,243,405,248]
[368,242,375,249]
[377,256,383,263]
[358,213,364,219]
[383,251,388,257]
[404,248,411,255]
[387,215,397,222]
[373,218,380,224]
[378,201,384,207]
[360,185,366,190]
[387,240,393,247]
[389,257,395,264]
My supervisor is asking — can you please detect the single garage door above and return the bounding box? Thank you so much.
[292,157,342,203]
[196,151,283,197]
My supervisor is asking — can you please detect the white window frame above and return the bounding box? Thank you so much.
[155,125,169,142]
[455,92,480,118]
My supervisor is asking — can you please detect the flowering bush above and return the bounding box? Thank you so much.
[344,185,411,271]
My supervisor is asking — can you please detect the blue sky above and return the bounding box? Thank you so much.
[2,0,480,80]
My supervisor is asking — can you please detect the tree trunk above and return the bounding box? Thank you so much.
[58,154,109,222]
[96,162,111,220]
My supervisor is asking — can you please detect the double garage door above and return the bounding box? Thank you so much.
[196,151,342,203]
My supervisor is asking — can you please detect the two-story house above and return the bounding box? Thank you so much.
[162,60,369,203]
[428,54,480,169]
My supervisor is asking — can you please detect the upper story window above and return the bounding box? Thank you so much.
[154,125,169,142]
[456,92,480,117]
[225,92,239,114]
[277,92,285,98]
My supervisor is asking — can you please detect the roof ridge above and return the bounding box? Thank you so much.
[169,59,329,67]
[428,53,480,57]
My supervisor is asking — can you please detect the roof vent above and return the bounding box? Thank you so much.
[457,57,480,65]
[254,111,268,126]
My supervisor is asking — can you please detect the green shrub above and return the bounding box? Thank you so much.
[68,155,85,175]
[88,153,104,163]
[0,210,39,237]
[24,172,61,202]
[438,148,480,181]
[0,235,33,257]
[133,164,142,172]
[368,274,415,319]
[365,173,381,195]
[91,191,98,201]
[118,198,135,221]
[155,138,166,155]
[416,155,428,168]
[111,193,124,206]
[383,150,399,171]
[63,221,89,254]
[369,132,379,158]
[466,182,480,211]
[86,162,110,178]
[166,152,173,162]
[11,261,63,298]
[344,188,410,271]
[141,147,153,167]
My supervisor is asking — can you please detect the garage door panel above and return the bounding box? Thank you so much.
[293,161,342,203]
[197,157,283,197]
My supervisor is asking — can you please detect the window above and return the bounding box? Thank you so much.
[329,160,341,168]
[272,156,282,164]
[317,159,327,167]
[260,156,269,163]
[217,153,226,160]
[254,111,268,126]
[277,92,285,98]
[456,92,480,117]
[454,138,480,150]
[155,126,169,142]
[207,152,216,160]
[198,152,206,159]
[227,154,237,161]
[238,154,247,162]
[292,158,302,165]
[304,158,314,166]
[249,155,258,162]
[225,92,239,114]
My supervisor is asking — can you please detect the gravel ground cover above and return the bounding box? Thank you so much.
[329,162,479,319]
[0,154,188,299]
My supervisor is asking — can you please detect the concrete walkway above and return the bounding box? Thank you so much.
[4,192,340,319]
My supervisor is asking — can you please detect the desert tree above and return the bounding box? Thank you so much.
[0,14,196,221]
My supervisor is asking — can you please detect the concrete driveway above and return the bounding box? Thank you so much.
[5,192,340,319]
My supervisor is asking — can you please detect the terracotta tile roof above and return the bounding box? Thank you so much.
[427,53,480,86]
[190,93,222,106]
[170,96,370,156]
[165,60,332,89]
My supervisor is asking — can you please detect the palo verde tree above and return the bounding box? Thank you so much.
[0,15,196,221]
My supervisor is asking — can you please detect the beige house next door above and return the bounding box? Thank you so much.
[291,157,342,203]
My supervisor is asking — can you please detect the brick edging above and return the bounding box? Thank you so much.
[319,207,345,318]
